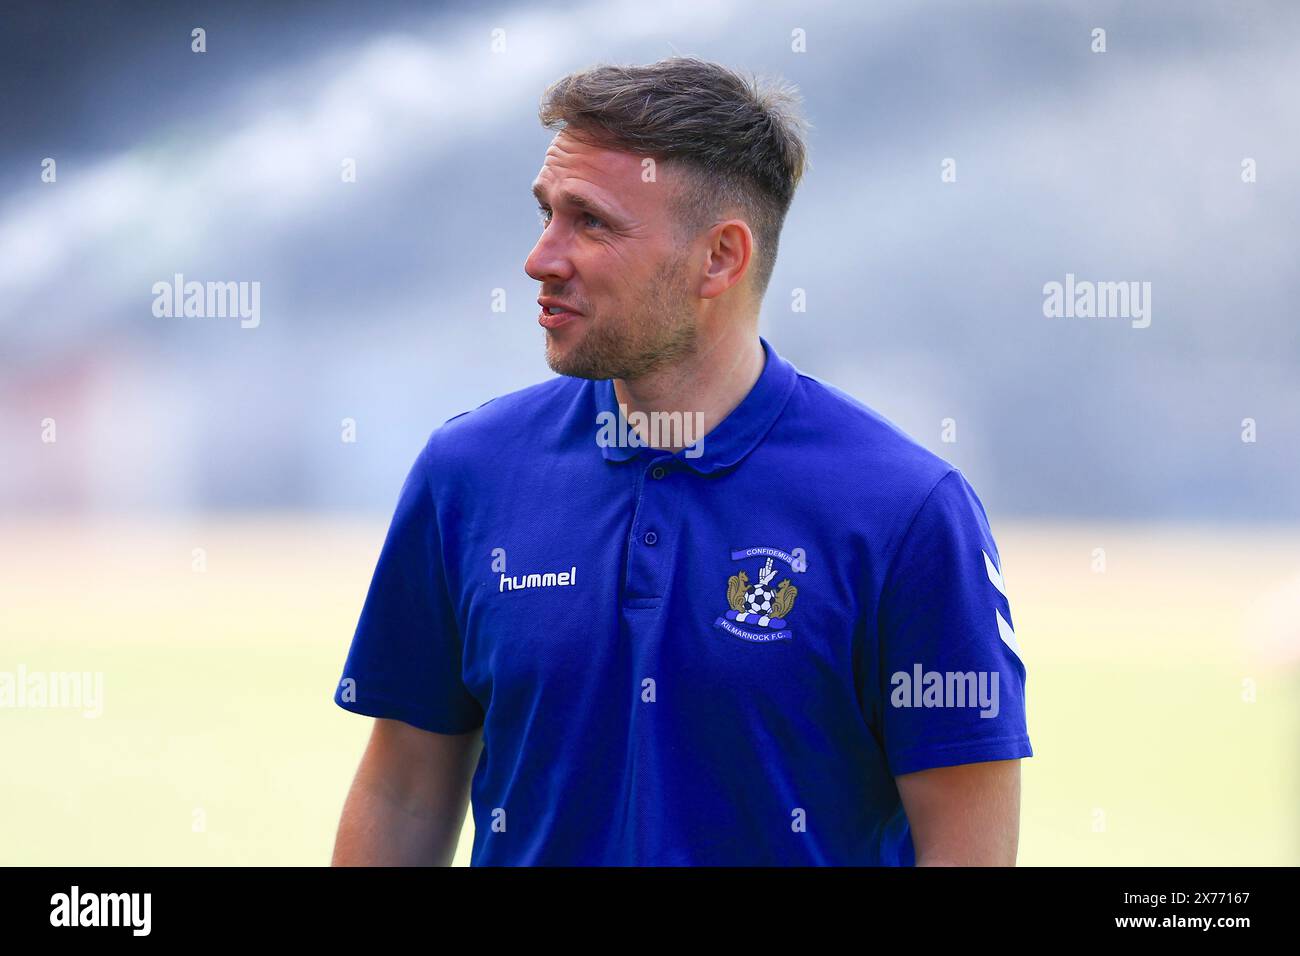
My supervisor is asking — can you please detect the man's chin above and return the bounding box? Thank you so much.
[544,333,608,380]
[543,314,695,381]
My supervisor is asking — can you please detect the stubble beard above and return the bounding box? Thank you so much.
[544,253,698,381]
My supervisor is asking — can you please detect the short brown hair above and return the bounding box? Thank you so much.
[538,56,810,301]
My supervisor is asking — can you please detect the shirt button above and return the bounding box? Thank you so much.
[643,531,658,546]
[651,466,666,480]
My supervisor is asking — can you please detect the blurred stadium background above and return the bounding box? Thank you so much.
[1,0,1296,864]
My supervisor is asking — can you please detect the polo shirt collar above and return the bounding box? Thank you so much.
[594,335,799,475]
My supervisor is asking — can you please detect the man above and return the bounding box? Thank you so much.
[331,57,1031,866]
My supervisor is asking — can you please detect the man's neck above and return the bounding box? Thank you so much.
[611,325,765,454]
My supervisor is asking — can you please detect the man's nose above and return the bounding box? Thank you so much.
[524,226,574,284]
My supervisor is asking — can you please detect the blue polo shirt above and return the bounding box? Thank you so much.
[334,335,1032,865]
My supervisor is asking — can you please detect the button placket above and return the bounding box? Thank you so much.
[622,457,679,603]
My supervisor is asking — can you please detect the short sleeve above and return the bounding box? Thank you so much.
[877,468,1032,776]
[332,438,484,734]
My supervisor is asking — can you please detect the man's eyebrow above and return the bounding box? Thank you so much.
[531,183,618,220]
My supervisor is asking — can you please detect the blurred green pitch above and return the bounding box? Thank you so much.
[1,516,1295,865]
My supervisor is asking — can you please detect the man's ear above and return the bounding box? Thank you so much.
[699,219,754,300]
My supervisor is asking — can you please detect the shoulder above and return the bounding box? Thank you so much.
[419,374,588,472]
[779,370,999,571]
[782,370,960,498]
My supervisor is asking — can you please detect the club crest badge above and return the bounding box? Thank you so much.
[715,546,803,643]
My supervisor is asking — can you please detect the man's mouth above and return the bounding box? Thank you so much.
[538,300,584,330]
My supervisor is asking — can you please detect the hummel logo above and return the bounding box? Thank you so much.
[499,566,577,593]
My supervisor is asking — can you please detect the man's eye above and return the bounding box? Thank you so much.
[535,206,603,230]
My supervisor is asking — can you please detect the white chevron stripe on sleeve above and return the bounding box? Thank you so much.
[996,608,1022,660]
[984,549,1007,599]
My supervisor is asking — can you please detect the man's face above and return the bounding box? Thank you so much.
[525,130,699,380]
